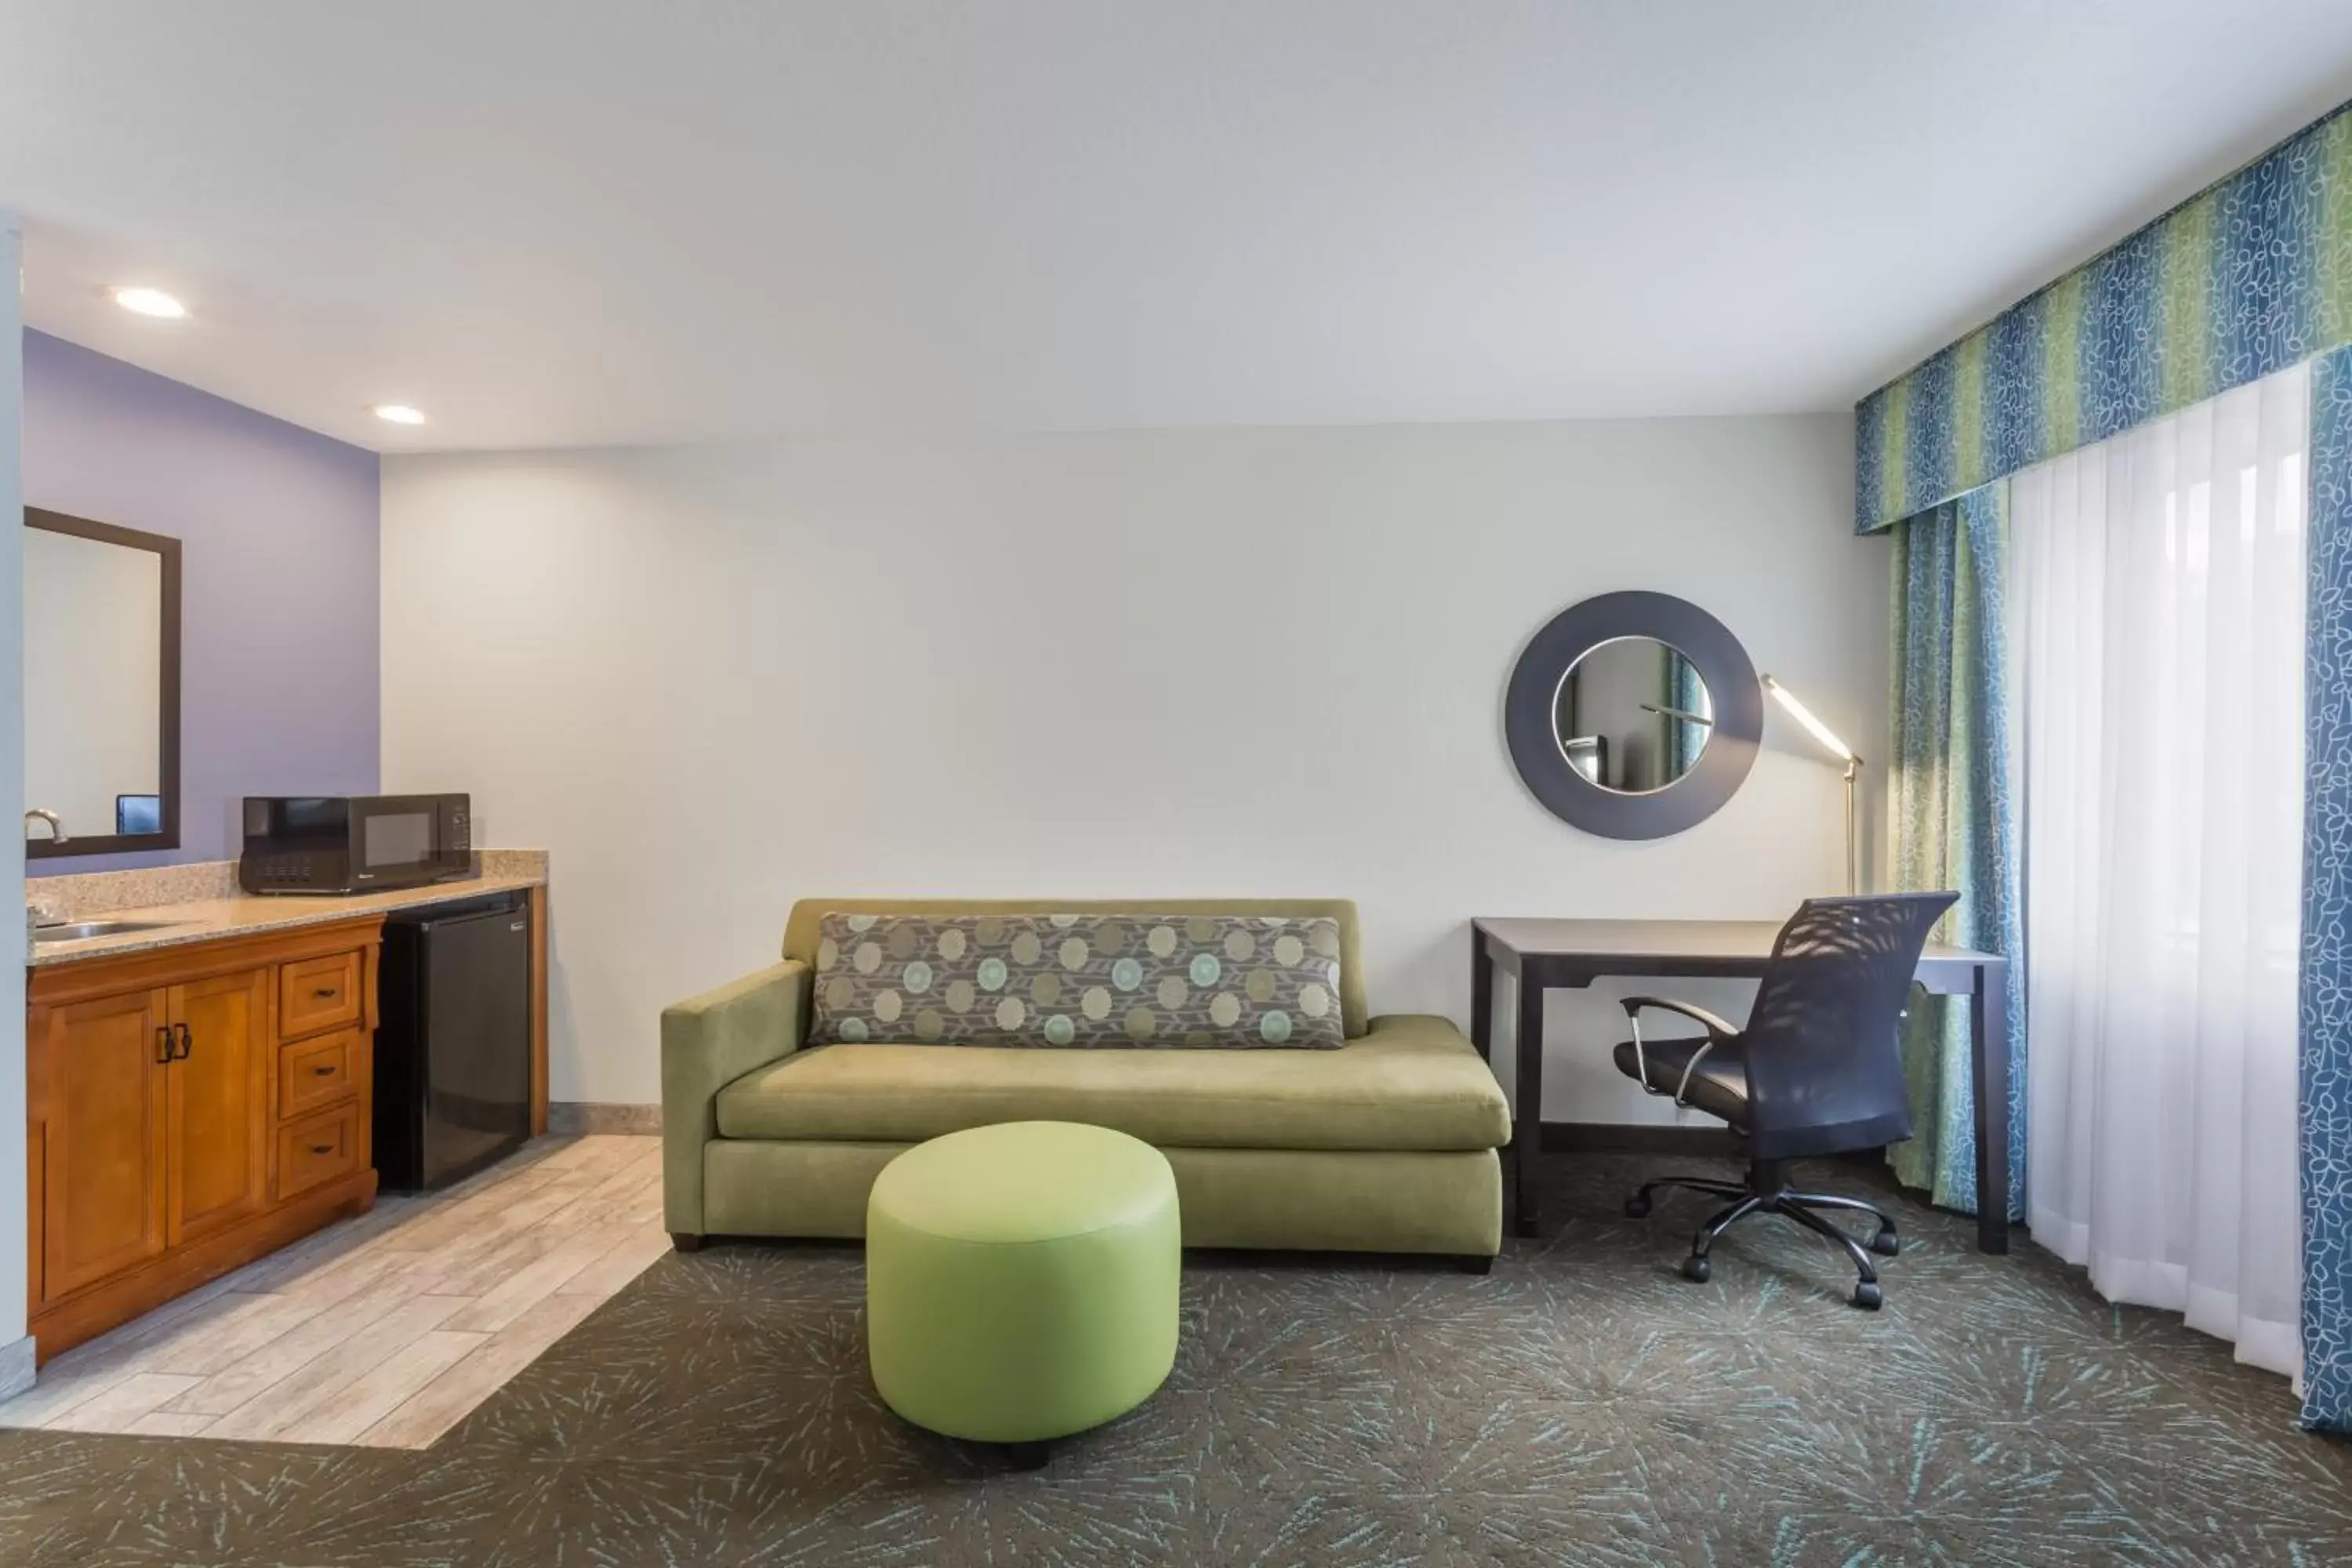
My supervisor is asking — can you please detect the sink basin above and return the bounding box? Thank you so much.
[31,919,179,944]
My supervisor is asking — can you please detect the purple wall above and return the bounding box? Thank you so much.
[24,331,379,876]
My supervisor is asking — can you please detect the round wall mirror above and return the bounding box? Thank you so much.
[1554,635,1715,795]
[1505,592,1761,840]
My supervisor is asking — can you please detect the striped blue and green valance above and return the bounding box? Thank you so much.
[1857,100,2352,534]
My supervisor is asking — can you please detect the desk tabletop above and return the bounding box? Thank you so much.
[1472,916,1999,967]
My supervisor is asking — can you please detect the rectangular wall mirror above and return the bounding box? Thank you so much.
[24,508,182,858]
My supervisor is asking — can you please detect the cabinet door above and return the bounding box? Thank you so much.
[166,968,272,1248]
[36,990,170,1302]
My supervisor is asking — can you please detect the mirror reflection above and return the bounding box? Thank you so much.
[25,513,174,850]
[1553,635,1713,794]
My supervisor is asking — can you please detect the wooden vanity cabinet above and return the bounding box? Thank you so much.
[34,988,170,1301]
[27,917,383,1362]
[167,966,274,1249]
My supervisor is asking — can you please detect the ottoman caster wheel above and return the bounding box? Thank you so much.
[1869,1229,1900,1258]
[1004,1440,1054,1472]
[1624,1197,1652,1219]
[1681,1254,1711,1283]
[1851,1281,1884,1311]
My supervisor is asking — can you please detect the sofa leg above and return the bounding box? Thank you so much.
[670,1232,706,1254]
[1456,1254,1495,1276]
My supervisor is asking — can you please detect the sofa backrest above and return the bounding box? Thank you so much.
[783,898,1369,1040]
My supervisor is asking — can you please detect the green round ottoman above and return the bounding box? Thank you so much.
[866,1120,1180,1466]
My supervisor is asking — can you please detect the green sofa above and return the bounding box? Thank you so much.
[661,898,1512,1261]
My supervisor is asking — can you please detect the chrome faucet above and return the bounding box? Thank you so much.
[24,808,65,845]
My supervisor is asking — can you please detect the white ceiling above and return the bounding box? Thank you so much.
[7,2,2352,452]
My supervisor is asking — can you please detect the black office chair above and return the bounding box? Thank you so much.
[1611,892,1959,1310]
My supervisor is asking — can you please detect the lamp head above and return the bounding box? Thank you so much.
[1762,674,1857,764]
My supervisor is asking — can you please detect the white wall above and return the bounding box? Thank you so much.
[382,415,1885,1120]
[2,213,30,1353]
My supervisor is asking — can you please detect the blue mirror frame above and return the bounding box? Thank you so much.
[1504,591,1761,840]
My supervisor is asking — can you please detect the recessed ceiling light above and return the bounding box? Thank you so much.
[371,405,428,426]
[111,286,187,319]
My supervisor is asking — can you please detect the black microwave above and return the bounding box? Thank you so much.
[241,795,473,895]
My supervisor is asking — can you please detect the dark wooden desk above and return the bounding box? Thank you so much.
[1470,917,2012,1254]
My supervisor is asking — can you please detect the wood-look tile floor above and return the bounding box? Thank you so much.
[0,1134,666,1449]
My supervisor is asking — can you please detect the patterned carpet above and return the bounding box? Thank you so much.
[1,1153,2347,1566]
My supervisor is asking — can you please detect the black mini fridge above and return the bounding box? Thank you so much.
[375,892,532,1191]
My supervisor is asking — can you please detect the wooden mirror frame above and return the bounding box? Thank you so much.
[24,508,183,859]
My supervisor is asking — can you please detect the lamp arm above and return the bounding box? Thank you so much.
[1637,702,1716,726]
[1843,757,1862,895]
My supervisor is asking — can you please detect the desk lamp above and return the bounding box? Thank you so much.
[1762,675,1860,895]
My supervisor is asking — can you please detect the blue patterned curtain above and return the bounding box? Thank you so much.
[1855,89,2352,1429]
[1859,100,2352,535]
[1664,652,1708,776]
[2301,343,2352,1432]
[1887,486,2026,1217]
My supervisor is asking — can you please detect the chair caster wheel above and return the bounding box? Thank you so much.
[1869,1230,1900,1258]
[1681,1255,1711,1283]
[1624,1197,1651,1219]
[1851,1282,1884,1310]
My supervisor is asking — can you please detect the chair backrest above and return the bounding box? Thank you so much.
[1739,892,1961,1160]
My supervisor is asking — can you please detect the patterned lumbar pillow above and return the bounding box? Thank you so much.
[806,913,1346,1049]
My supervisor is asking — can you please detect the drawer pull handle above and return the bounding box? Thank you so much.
[313,1064,338,1076]
[173,1023,192,1061]
[309,1143,335,1156]
[155,1026,172,1064]
[312,988,339,1000]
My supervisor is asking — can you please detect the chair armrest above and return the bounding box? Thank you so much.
[1619,996,1740,1037]
[660,960,810,1235]
[1618,996,1741,1109]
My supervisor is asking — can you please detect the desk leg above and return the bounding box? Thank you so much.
[1513,965,1544,1239]
[1471,931,1494,1069]
[1969,960,2010,1254]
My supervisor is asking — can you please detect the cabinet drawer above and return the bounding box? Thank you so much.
[280,953,362,1040]
[278,1029,361,1121]
[276,1104,361,1200]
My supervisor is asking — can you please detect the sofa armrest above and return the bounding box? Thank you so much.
[1365,1013,1514,1147]
[661,960,811,1236]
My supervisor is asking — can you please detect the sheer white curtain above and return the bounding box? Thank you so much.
[2012,364,2307,1380]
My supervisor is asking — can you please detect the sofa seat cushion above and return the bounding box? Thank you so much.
[714,1014,1509,1153]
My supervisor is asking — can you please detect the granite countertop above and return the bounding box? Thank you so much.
[27,851,548,968]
